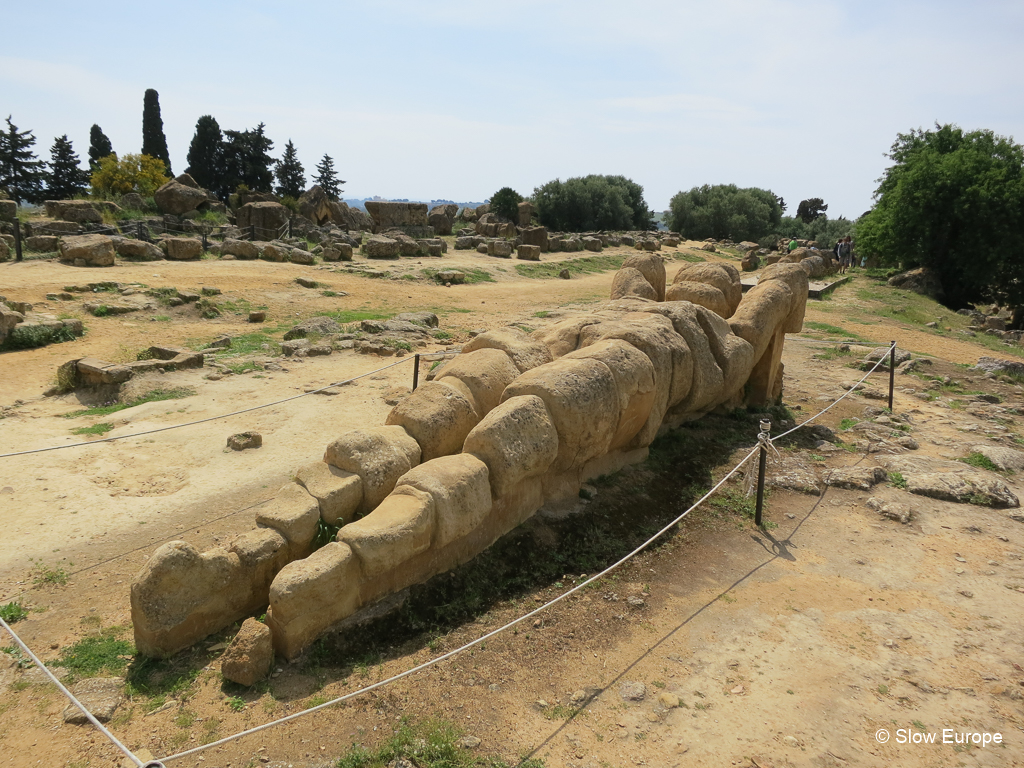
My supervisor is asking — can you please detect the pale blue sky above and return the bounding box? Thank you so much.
[3,0,1022,219]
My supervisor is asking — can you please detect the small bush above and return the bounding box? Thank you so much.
[890,471,907,489]
[490,186,524,223]
[0,601,29,623]
[960,452,999,472]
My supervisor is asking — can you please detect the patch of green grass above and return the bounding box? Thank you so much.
[0,602,29,623]
[64,387,196,418]
[838,418,858,431]
[1,323,80,351]
[889,471,908,490]
[323,309,391,324]
[125,652,204,701]
[57,628,133,680]
[70,422,114,436]
[432,330,452,340]
[677,252,707,263]
[334,717,543,768]
[960,452,999,472]
[153,315,171,322]
[226,696,246,712]
[878,684,889,695]
[534,310,551,318]
[224,360,260,374]
[514,254,624,279]
[383,338,412,352]
[812,345,854,361]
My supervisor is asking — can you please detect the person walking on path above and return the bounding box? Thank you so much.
[788,238,798,253]
[837,236,852,274]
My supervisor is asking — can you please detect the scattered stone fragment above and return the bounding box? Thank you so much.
[63,678,124,723]
[619,681,647,701]
[458,736,482,749]
[826,467,887,490]
[295,277,319,288]
[658,692,680,708]
[220,618,273,687]
[228,432,262,451]
[248,311,266,323]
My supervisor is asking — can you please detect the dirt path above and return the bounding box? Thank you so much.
[3,246,1024,768]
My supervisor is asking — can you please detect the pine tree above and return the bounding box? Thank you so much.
[185,115,223,193]
[88,124,114,172]
[0,116,47,204]
[47,135,90,199]
[142,88,171,176]
[274,140,305,198]
[220,123,275,197]
[313,154,345,201]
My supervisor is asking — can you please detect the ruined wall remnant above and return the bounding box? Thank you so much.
[131,257,808,659]
[363,202,433,237]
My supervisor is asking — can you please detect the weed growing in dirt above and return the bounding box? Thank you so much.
[960,452,999,472]
[70,422,114,436]
[0,601,28,623]
[1,322,80,350]
[126,652,204,701]
[31,560,70,586]
[57,628,133,680]
[1,646,33,669]
[813,346,854,361]
[677,252,707,263]
[335,717,544,768]
[838,418,858,431]
[889,472,908,489]
[226,696,246,712]
[64,387,196,418]
[514,254,624,279]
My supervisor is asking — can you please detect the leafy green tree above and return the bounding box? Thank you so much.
[533,174,653,232]
[667,184,783,242]
[142,89,171,176]
[185,115,223,192]
[763,214,854,250]
[275,140,305,198]
[91,153,169,197]
[88,124,114,172]
[490,186,523,222]
[313,154,344,201]
[220,123,275,198]
[46,135,90,199]
[857,124,1024,310]
[795,197,827,224]
[0,116,47,204]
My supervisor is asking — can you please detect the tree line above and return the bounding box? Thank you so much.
[0,89,344,206]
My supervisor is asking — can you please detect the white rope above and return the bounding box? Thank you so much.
[0,617,145,767]
[773,341,896,442]
[0,356,414,460]
[159,443,762,763]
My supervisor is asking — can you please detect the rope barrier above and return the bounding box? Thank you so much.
[158,442,762,763]
[0,617,146,767]
[0,356,414,460]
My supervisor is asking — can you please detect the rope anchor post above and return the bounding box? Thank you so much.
[755,419,771,528]
[888,340,896,412]
[411,353,421,390]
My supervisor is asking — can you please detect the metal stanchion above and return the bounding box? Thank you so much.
[412,353,421,390]
[888,341,896,411]
[755,419,770,527]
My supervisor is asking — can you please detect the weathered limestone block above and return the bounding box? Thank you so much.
[582,236,602,252]
[267,542,361,659]
[610,267,657,301]
[461,326,553,373]
[154,177,210,215]
[295,462,363,526]
[131,542,251,657]
[323,426,421,515]
[533,315,604,359]
[364,235,399,258]
[690,306,756,403]
[517,244,541,261]
[622,252,666,301]
[729,263,808,361]
[255,482,321,558]
[385,380,481,461]
[162,237,203,260]
[664,281,731,318]
[521,226,548,252]
[221,238,259,259]
[393,454,492,547]
[226,527,290,599]
[59,234,115,266]
[114,239,163,261]
[260,243,290,262]
[236,202,289,241]
[501,357,620,473]
[487,240,513,258]
[298,185,332,225]
[463,395,559,499]
[220,618,274,687]
[639,302,724,415]
[563,339,656,450]
[436,347,521,416]
[671,263,742,317]
[338,489,436,577]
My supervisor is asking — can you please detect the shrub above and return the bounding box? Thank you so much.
[490,186,523,222]
[91,153,169,197]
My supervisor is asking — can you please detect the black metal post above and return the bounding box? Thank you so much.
[201,230,208,251]
[755,419,770,527]
[288,216,293,238]
[250,224,256,242]
[888,340,896,412]
[412,353,421,391]
[13,218,23,262]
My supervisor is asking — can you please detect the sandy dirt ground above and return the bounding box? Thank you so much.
[2,243,1024,768]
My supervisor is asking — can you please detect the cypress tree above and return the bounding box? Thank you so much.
[185,115,223,193]
[88,124,114,172]
[274,140,305,198]
[47,135,90,199]
[0,116,47,204]
[313,154,345,201]
[141,88,171,176]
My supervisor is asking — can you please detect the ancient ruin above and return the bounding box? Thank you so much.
[130,255,808,659]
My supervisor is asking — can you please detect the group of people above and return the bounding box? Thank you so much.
[786,236,857,274]
[833,236,854,274]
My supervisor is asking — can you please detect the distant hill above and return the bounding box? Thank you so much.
[343,196,489,212]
